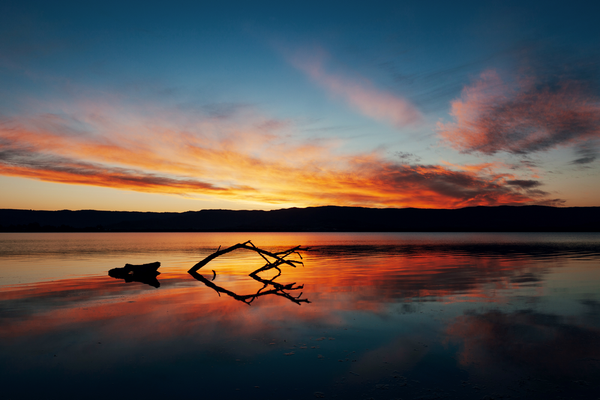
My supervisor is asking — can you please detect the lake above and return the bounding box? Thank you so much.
[1,232,600,399]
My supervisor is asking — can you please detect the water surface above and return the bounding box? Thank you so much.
[1,232,599,399]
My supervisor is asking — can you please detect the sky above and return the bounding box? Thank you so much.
[1,0,599,211]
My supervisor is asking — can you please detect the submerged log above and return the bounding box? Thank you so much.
[122,261,161,274]
[108,262,161,288]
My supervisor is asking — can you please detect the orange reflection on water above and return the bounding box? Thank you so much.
[0,242,562,344]
[0,271,340,343]
[3,234,600,400]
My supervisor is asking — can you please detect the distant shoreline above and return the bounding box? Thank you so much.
[1,206,599,232]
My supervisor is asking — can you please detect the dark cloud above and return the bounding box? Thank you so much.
[0,146,235,194]
[508,159,540,170]
[533,198,566,207]
[394,151,421,163]
[524,189,549,196]
[571,143,598,165]
[505,180,542,189]
[366,163,556,208]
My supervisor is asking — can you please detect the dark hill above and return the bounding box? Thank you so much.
[1,206,599,232]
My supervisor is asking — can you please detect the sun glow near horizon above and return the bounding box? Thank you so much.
[1,1,599,211]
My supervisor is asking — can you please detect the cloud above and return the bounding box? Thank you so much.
[505,180,541,189]
[0,147,235,194]
[395,151,421,163]
[0,98,561,208]
[571,142,598,165]
[329,161,543,208]
[289,50,422,128]
[438,70,600,155]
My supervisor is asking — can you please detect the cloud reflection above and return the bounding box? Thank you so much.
[445,309,600,381]
[2,238,599,399]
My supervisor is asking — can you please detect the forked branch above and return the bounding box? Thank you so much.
[188,241,310,305]
[188,240,307,274]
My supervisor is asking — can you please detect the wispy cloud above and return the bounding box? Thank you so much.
[0,147,235,194]
[437,70,600,156]
[0,97,560,208]
[571,142,598,165]
[505,180,542,189]
[289,50,422,128]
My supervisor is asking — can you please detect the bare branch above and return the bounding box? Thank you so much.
[188,241,307,273]
[187,241,310,305]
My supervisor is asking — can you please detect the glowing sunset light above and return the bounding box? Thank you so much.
[0,1,599,210]
[0,98,560,209]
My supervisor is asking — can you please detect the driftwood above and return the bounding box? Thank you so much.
[106,242,309,302]
[108,262,161,288]
[188,240,306,274]
[188,241,310,305]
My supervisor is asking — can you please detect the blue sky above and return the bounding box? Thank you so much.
[1,1,599,210]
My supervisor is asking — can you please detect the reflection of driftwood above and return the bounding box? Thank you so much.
[108,262,161,288]
[249,269,310,304]
[189,270,310,305]
[188,241,309,305]
[188,240,305,274]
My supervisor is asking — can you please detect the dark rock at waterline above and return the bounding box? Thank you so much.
[108,262,161,288]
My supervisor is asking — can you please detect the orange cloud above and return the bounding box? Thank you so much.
[289,50,422,128]
[0,100,559,208]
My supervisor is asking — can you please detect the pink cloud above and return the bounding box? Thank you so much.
[290,51,422,128]
[438,70,600,156]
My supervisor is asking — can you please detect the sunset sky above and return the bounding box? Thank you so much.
[1,1,599,211]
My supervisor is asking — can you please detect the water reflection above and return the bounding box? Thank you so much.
[446,309,600,379]
[0,233,599,399]
[444,308,600,399]
[311,241,600,260]
[190,270,310,305]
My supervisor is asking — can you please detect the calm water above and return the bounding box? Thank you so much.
[1,232,600,399]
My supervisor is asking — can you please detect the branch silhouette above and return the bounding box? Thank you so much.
[188,241,310,305]
[189,270,310,305]
[188,240,306,273]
